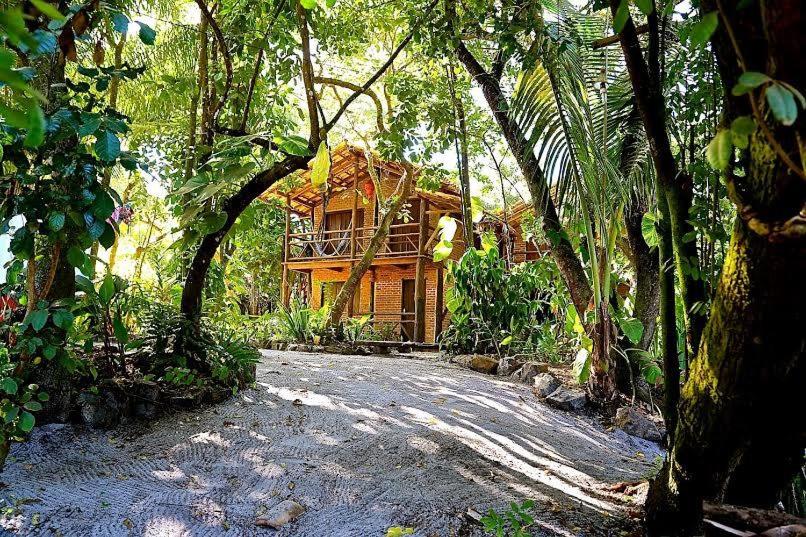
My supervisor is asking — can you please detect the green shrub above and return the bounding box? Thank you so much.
[277,301,329,343]
[440,247,570,356]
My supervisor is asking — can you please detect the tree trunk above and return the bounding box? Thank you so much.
[327,164,416,327]
[645,1,806,532]
[656,192,679,440]
[447,63,474,242]
[609,3,708,365]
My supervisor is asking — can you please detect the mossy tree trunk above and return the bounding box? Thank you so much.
[645,0,806,533]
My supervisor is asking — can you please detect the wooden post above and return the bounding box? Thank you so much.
[347,154,360,317]
[414,199,428,342]
[435,265,444,340]
[281,194,291,308]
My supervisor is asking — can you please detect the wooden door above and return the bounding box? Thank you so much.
[401,279,416,341]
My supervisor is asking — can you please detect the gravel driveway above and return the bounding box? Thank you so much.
[0,350,662,536]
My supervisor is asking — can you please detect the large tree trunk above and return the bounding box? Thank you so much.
[645,0,806,533]
[327,164,416,326]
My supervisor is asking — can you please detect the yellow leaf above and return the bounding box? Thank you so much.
[386,527,415,537]
[310,141,330,189]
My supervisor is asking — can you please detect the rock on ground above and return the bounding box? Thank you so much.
[532,373,561,398]
[0,350,662,536]
[452,354,498,374]
[516,362,550,384]
[615,407,663,442]
[546,387,588,412]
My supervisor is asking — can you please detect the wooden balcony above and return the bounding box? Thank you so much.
[286,223,424,265]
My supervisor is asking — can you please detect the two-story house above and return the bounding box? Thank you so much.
[263,143,468,344]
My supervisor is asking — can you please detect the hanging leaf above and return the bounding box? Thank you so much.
[437,215,457,242]
[111,12,129,33]
[688,11,718,47]
[612,0,629,33]
[66,246,87,268]
[300,0,317,9]
[738,71,771,89]
[113,312,128,344]
[706,129,732,170]
[19,411,35,432]
[27,308,48,332]
[765,83,798,126]
[433,240,453,262]
[98,274,115,305]
[641,212,658,248]
[572,348,591,384]
[310,142,331,189]
[470,196,484,223]
[137,22,156,45]
[619,317,644,344]
[633,0,654,16]
[31,0,65,20]
[95,130,120,162]
[480,231,497,253]
[23,105,45,148]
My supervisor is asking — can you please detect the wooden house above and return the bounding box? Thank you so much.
[263,143,469,343]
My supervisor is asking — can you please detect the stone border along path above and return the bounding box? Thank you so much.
[0,350,663,536]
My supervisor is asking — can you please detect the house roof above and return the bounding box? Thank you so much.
[261,142,463,215]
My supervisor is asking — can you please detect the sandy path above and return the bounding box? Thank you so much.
[0,350,662,536]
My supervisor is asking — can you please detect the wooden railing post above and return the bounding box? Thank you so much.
[414,199,428,342]
[281,194,291,308]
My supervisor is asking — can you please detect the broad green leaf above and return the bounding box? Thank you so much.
[199,211,228,234]
[433,239,453,262]
[310,142,331,189]
[30,0,65,20]
[113,312,128,344]
[765,83,798,126]
[619,317,644,344]
[111,12,129,33]
[706,129,732,170]
[92,191,115,219]
[48,212,66,232]
[1,377,18,395]
[95,130,121,162]
[273,135,311,156]
[480,231,497,253]
[23,401,42,412]
[633,0,654,16]
[23,105,45,148]
[66,246,87,268]
[137,22,156,45]
[689,11,718,47]
[42,345,57,359]
[19,410,35,432]
[386,527,414,537]
[28,308,48,332]
[641,212,658,248]
[731,115,756,136]
[98,274,116,305]
[737,71,771,89]
[612,0,629,33]
[572,348,591,384]
[300,0,317,9]
[52,309,74,330]
[98,223,116,249]
[500,335,513,346]
[470,196,484,223]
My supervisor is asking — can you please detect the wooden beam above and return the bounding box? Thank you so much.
[281,194,291,308]
[591,23,648,49]
[413,199,428,342]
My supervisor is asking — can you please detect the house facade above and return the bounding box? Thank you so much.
[264,143,468,344]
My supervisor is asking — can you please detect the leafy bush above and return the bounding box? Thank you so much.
[277,302,329,343]
[481,500,536,537]
[133,301,258,389]
[439,247,569,356]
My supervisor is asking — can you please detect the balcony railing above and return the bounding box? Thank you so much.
[287,223,423,262]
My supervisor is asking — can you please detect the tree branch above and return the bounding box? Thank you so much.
[314,76,386,133]
[324,0,439,132]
